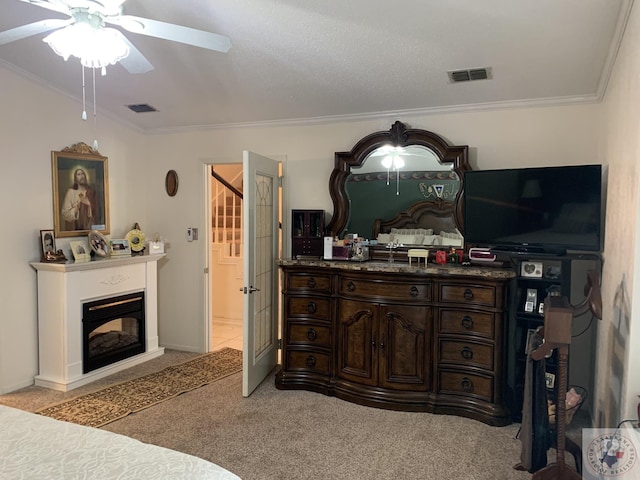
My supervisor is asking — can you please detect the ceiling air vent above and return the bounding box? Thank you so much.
[126,103,157,113]
[448,67,491,83]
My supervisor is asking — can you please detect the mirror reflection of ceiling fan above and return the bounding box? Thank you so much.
[0,0,232,73]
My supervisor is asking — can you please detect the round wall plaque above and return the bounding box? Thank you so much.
[165,170,178,196]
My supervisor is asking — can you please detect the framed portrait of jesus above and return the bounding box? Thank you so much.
[51,142,110,238]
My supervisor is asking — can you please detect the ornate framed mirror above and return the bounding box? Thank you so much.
[325,121,471,239]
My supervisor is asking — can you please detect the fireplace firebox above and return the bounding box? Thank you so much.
[82,292,146,373]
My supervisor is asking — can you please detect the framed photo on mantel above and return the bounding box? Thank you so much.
[52,142,110,238]
[69,240,90,263]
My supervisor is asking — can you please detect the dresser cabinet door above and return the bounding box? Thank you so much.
[337,298,377,386]
[378,304,431,391]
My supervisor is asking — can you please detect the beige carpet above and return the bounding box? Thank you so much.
[36,347,242,428]
[1,349,586,479]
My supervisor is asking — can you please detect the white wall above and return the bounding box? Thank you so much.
[598,0,640,426]
[135,106,602,363]
[0,66,145,392]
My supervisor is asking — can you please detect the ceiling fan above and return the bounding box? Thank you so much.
[0,0,232,73]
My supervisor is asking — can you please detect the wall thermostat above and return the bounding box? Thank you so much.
[521,261,543,278]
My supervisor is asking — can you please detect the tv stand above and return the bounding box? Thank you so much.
[506,252,601,422]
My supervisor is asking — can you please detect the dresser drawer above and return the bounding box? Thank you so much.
[286,273,332,294]
[287,323,331,347]
[339,277,431,302]
[438,309,495,339]
[438,284,497,307]
[286,350,331,376]
[438,340,494,371]
[438,370,493,402]
[287,296,331,320]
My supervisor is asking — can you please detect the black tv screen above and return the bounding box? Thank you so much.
[464,165,602,253]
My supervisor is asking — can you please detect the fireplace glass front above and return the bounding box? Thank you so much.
[82,292,146,373]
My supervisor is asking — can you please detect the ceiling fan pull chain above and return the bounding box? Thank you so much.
[92,68,99,151]
[81,65,87,121]
[93,68,97,121]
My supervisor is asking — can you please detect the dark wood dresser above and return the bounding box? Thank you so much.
[276,259,515,426]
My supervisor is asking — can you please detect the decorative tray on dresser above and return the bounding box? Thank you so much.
[276,259,516,426]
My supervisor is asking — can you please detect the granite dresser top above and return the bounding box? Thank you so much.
[278,258,516,280]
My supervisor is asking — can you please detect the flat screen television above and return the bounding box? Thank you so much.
[464,165,602,254]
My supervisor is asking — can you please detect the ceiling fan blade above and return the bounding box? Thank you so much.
[0,18,72,46]
[109,15,231,53]
[111,30,154,74]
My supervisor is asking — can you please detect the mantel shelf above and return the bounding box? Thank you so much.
[30,253,166,272]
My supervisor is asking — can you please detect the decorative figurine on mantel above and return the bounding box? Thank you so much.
[126,223,146,256]
[43,249,68,263]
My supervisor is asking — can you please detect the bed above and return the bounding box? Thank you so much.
[0,405,240,480]
[368,200,463,262]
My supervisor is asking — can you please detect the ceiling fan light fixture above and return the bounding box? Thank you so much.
[380,147,405,170]
[43,21,129,71]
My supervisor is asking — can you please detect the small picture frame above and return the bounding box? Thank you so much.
[545,372,556,389]
[521,261,543,278]
[109,239,131,256]
[70,240,91,262]
[524,288,538,312]
[88,230,110,257]
[40,229,56,260]
[525,328,538,353]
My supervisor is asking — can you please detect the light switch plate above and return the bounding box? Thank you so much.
[187,227,198,241]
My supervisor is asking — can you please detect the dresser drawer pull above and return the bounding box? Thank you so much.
[305,355,316,368]
[306,328,317,341]
[307,277,316,288]
[307,302,317,314]
[461,347,474,360]
[461,377,474,392]
[346,281,356,292]
[410,286,419,298]
[461,316,474,329]
[463,288,474,300]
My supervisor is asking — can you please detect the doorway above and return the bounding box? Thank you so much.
[205,155,284,393]
[208,163,244,352]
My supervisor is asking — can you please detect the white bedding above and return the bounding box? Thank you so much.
[377,227,463,247]
[0,405,240,480]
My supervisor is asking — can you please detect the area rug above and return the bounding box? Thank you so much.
[36,347,242,428]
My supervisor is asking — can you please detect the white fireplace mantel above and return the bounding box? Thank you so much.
[30,254,166,391]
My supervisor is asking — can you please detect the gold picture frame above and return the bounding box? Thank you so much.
[52,143,110,238]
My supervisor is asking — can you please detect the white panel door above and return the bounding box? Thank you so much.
[242,150,279,396]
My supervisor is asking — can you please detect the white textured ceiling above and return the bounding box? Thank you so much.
[0,0,632,133]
